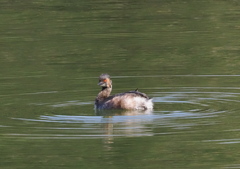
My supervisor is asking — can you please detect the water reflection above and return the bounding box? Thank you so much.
[4,85,240,169]
[203,138,240,145]
[97,109,154,146]
[11,108,224,139]
[95,109,153,116]
[10,86,239,142]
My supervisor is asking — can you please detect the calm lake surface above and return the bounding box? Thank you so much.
[1,1,240,168]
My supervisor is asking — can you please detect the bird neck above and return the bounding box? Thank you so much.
[96,86,112,101]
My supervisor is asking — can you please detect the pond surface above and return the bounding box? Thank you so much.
[1,1,240,169]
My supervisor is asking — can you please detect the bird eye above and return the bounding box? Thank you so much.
[103,79,107,82]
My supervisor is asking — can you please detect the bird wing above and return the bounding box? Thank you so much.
[111,90,150,100]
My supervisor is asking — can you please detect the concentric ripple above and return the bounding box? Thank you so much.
[5,86,239,140]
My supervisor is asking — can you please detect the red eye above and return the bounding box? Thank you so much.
[103,79,107,82]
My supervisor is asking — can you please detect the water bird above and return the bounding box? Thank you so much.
[95,74,153,110]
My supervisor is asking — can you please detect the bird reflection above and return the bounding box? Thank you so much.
[95,109,153,116]
[95,109,154,151]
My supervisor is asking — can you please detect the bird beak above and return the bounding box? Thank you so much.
[98,81,105,86]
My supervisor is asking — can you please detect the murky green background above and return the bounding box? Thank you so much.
[1,0,240,168]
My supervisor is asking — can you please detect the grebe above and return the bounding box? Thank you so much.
[95,74,153,110]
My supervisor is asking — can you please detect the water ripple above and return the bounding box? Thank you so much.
[6,86,239,140]
[12,110,224,124]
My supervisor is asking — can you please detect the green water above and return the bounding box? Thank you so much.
[1,0,240,168]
